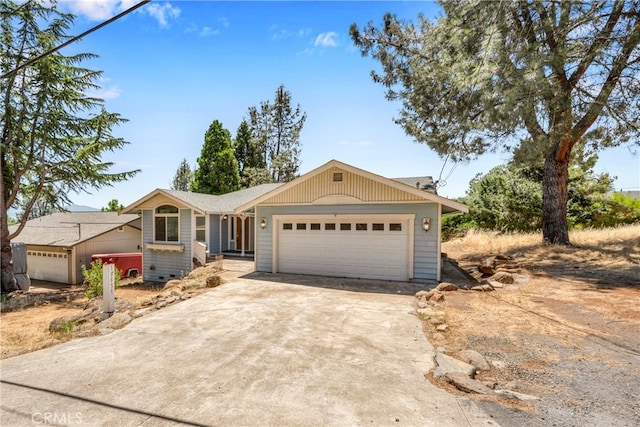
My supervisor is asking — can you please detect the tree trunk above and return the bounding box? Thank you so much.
[1,218,17,293]
[542,153,571,245]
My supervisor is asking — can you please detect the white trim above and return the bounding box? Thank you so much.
[146,243,185,252]
[152,204,180,244]
[234,159,469,214]
[271,213,415,280]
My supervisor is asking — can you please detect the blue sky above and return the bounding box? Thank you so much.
[54,0,639,210]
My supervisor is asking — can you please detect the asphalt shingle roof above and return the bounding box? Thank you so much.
[163,183,283,213]
[9,211,140,247]
[392,176,437,194]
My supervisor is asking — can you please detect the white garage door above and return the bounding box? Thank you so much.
[27,250,69,283]
[276,215,412,281]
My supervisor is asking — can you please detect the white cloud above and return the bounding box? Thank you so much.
[270,25,312,41]
[199,26,220,37]
[145,2,181,28]
[218,17,230,28]
[86,86,121,100]
[61,1,180,28]
[314,32,339,47]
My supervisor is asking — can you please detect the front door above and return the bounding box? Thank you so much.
[235,217,250,251]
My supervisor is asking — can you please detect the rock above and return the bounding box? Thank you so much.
[416,299,430,309]
[433,333,446,341]
[429,317,443,326]
[471,284,494,292]
[416,307,434,318]
[490,359,506,369]
[495,389,539,401]
[415,290,431,299]
[133,307,155,318]
[429,290,445,302]
[445,372,494,394]
[163,279,183,290]
[434,351,476,379]
[100,312,132,330]
[478,265,496,275]
[165,296,179,305]
[487,281,504,289]
[505,380,520,390]
[100,328,114,335]
[49,315,81,333]
[436,282,458,292]
[482,381,498,390]
[490,271,515,284]
[455,349,491,371]
[206,275,222,288]
[436,324,448,332]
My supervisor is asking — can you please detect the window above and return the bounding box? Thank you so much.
[340,223,351,231]
[155,205,179,242]
[372,223,384,231]
[310,223,321,230]
[296,223,307,230]
[333,172,343,182]
[325,223,336,230]
[389,223,402,231]
[283,223,293,230]
[356,223,368,231]
[195,215,206,242]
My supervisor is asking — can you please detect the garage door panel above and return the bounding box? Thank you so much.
[27,252,68,283]
[277,217,410,281]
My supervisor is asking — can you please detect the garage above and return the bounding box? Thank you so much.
[27,250,69,283]
[275,214,413,281]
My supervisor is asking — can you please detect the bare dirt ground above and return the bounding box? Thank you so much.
[431,225,640,426]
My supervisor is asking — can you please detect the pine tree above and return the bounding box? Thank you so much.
[247,85,306,183]
[191,120,241,195]
[171,158,193,191]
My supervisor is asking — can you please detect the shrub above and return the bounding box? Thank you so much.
[81,259,120,299]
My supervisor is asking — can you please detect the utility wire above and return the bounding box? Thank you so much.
[1,0,151,80]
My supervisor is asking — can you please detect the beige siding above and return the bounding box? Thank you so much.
[74,226,141,284]
[261,167,424,205]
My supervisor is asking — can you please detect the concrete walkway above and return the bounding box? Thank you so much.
[1,273,496,426]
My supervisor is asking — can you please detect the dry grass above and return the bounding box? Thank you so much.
[445,224,640,263]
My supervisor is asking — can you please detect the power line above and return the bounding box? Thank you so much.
[1,0,150,80]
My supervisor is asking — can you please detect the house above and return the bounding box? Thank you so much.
[234,160,467,283]
[124,160,468,284]
[9,212,141,284]
[121,184,282,282]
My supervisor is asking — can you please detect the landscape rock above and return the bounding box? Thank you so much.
[415,290,431,299]
[471,284,495,292]
[490,271,515,284]
[455,349,491,371]
[434,351,476,379]
[206,275,222,288]
[478,265,496,275]
[100,312,132,330]
[495,389,540,401]
[436,282,459,292]
[436,324,448,332]
[163,279,183,290]
[445,372,494,394]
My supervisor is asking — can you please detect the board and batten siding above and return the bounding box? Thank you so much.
[260,167,426,205]
[255,203,440,282]
[208,214,221,253]
[142,209,193,282]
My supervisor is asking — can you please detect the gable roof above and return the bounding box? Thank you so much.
[121,183,283,215]
[234,160,468,214]
[9,211,140,247]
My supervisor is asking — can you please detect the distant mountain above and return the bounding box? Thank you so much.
[65,205,100,212]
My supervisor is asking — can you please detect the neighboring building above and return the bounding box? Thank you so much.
[124,160,468,284]
[9,212,141,284]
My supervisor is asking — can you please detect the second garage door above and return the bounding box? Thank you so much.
[276,215,413,281]
[27,250,69,283]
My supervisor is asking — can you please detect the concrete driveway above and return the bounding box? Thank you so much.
[1,271,496,426]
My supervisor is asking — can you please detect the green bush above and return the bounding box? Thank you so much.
[81,259,120,299]
[442,213,476,241]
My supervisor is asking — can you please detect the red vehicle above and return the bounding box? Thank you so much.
[91,253,142,278]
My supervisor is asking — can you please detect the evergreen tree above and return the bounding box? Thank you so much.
[1,1,138,292]
[102,199,124,212]
[234,120,267,187]
[191,120,240,194]
[171,158,193,191]
[351,1,640,245]
[247,84,306,183]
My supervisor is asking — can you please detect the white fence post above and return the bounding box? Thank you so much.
[102,263,116,319]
